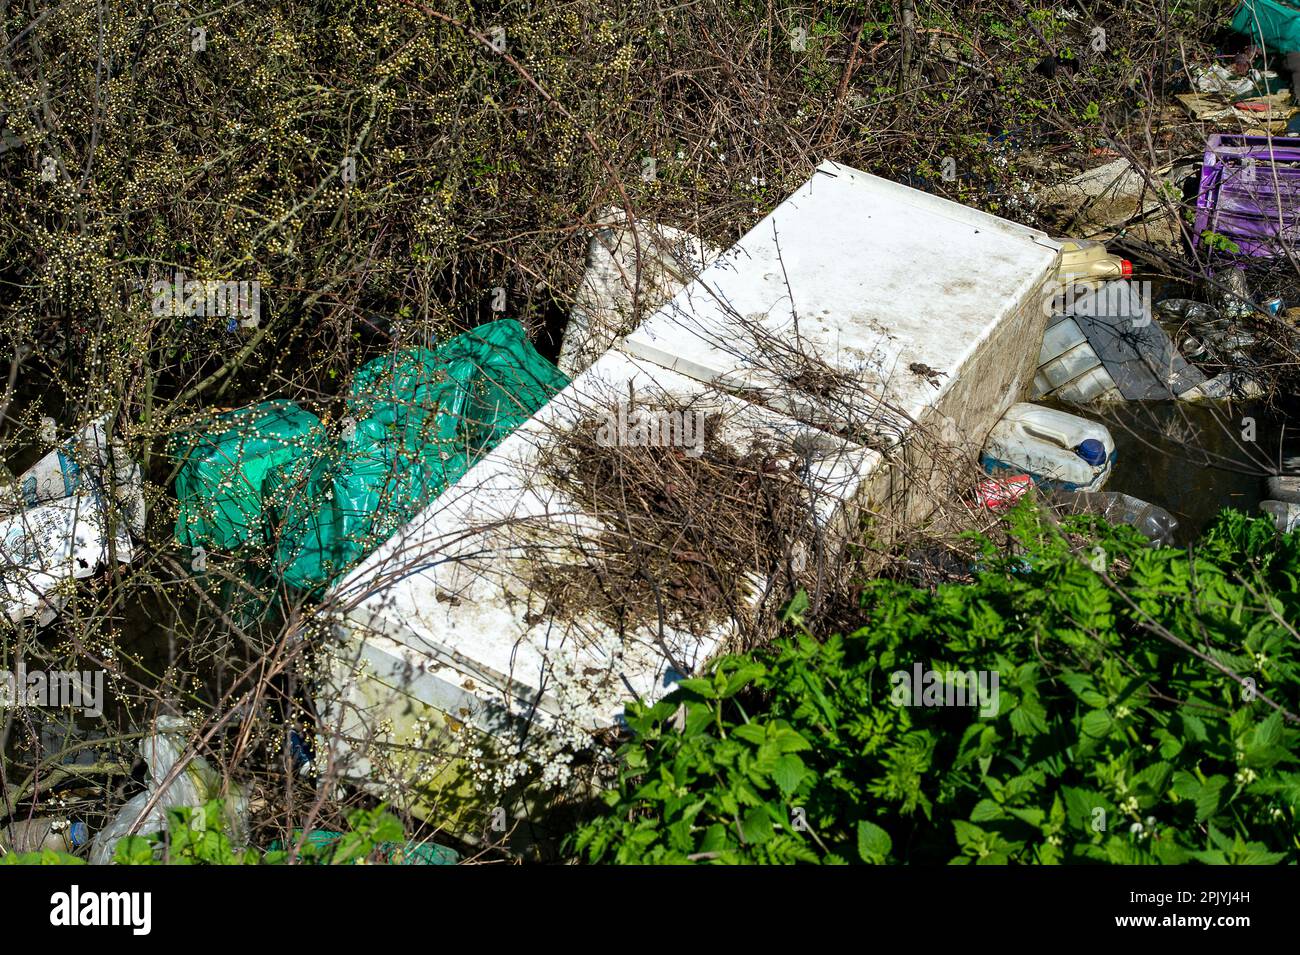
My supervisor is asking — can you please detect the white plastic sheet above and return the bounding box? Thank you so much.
[89,716,248,864]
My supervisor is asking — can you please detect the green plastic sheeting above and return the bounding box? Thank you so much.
[171,320,569,591]
[1232,0,1300,55]
[268,830,459,865]
[170,401,327,552]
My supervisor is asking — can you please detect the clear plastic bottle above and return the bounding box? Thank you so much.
[0,817,90,854]
[1049,491,1179,546]
[1261,500,1300,533]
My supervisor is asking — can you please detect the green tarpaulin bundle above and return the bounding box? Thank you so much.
[1232,0,1300,55]
[171,320,569,591]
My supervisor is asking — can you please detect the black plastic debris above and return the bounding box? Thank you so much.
[1052,281,1207,400]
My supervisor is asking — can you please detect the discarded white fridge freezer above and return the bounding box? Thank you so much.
[315,348,881,823]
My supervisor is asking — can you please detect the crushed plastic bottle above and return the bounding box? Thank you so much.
[1261,500,1300,533]
[1154,299,1220,324]
[1048,490,1179,546]
[0,817,90,854]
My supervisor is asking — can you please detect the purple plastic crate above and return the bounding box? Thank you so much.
[1194,134,1300,257]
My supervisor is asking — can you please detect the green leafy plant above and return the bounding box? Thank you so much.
[1200,230,1242,255]
[573,506,1300,864]
[0,849,84,866]
[113,801,261,865]
[1,800,407,865]
[113,800,406,865]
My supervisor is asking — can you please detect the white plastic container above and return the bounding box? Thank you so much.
[980,403,1115,492]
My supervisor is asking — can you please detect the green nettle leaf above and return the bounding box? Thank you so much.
[1131,762,1173,795]
[970,798,1006,822]
[1079,689,1109,709]
[674,678,718,699]
[721,663,766,698]
[782,590,810,624]
[1081,709,1113,739]
[857,820,892,863]
[1229,844,1286,865]
[771,726,813,754]
[1007,806,1046,828]
[952,819,983,848]
[740,807,775,845]
[698,824,729,855]
[772,753,808,797]
[571,510,1300,865]
[114,836,159,865]
[1180,711,1209,742]
[1009,702,1048,736]
[1195,777,1228,823]
[1244,711,1285,764]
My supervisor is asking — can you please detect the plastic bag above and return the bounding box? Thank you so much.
[89,716,248,864]
[0,416,143,625]
[0,494,134,625]
[0,416,143,535]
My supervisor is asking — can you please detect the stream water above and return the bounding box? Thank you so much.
[1087,398,1291,545]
